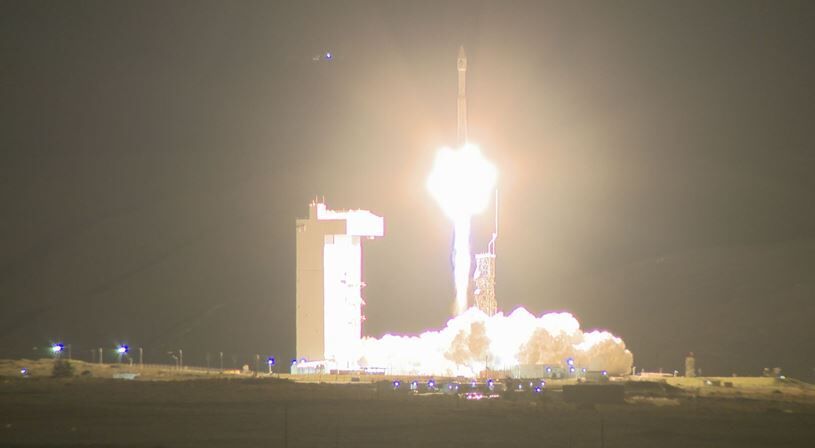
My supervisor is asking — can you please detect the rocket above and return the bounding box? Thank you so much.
[457,45,468,147]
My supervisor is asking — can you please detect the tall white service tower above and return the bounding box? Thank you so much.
[295,201,383,370]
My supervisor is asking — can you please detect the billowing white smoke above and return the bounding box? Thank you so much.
[359,307,633,377]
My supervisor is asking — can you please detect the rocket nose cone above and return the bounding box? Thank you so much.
[457,46,467,71]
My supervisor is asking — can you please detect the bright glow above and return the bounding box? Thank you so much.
[360,307,633,377]
[116,345,128,354]
[427,144,497,315]
[323,234,363,368]
[51,344,64,353]
[299,203,383,370]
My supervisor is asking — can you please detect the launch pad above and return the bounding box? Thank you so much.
[293,48,633,378]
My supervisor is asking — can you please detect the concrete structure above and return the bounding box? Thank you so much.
[685,352,696,377]
[295,201,383,370]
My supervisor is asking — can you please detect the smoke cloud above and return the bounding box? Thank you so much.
[360,307,633,377]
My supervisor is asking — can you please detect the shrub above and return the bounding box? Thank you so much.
[52,359,75,378]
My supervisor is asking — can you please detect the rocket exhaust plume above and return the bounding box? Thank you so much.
[427,144,497,315]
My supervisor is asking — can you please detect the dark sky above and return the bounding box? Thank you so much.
[2,1,814,377]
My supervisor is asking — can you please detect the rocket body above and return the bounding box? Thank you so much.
[457,46,468,147]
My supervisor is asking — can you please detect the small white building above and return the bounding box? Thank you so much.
[295,201,383,370]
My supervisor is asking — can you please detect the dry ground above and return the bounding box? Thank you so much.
[1,360,814,447]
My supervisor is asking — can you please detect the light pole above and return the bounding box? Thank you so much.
[179,349,183,370]
[50,343,64,359]
[267,357,276,375]
[139,347,143,369]
[98,347,103,364]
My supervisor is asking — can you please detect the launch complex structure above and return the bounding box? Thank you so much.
[458,45,499,318]
[294,47,498,372]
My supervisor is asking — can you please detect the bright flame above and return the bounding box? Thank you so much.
[427,144,497,314]
[360,307,633,377]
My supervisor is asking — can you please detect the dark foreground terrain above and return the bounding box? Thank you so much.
[1,376,814,448]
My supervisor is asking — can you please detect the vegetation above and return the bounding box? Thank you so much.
[51,359,75,378]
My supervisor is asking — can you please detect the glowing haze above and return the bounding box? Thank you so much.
[427,143,497,315]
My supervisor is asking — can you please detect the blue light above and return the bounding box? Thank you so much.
[291,359,297,365]
[545,367,552,373]
[566,357,574,366]
[601,370,608,376]
[116,345,129,354]
[51,343,64,353]
[534,386,542,393]
[300,358,306,364]
[393,380,401,389]
[20,368,28,376]
[324,52,333,60]
[267,357,275,366]
[581,368,587,373]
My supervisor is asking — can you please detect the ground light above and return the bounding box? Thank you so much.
[116,345,129,364]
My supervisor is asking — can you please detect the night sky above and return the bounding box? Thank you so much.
[2,1,814,377]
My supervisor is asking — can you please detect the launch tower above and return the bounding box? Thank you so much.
[295,201,383,370]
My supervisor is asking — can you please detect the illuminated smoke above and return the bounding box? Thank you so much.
[355,143,634,377]
[427,144,497,315]
[360,307,633,377]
